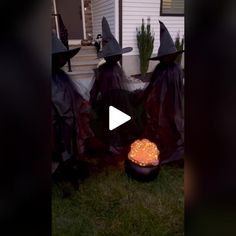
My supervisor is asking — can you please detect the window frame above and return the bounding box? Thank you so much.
[160,0,184,16]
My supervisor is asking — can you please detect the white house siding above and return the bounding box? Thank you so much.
[91,0,119,40]
[122,0,184,76]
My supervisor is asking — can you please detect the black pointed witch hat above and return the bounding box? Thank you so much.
[98,17,132,58]
[52,32,80,68]
[149,20,184,60]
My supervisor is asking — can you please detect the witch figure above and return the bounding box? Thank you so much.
[52,33,94,179]
[90,17,139,154]
[143,21,184,164]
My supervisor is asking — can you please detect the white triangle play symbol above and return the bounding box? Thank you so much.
[109,106,131,131]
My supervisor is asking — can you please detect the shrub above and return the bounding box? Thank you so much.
[137,18,155,76]
[175,32,184,65]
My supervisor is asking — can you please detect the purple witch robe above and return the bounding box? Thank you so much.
[52,69,94,162]
[90,61,139,148]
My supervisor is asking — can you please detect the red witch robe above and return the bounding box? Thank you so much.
[143,61,184,164]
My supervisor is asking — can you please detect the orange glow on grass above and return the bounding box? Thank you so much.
[128,139,160,166]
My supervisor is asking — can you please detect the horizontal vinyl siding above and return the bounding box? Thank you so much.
[122,0,184,56]
[91,0,116,39]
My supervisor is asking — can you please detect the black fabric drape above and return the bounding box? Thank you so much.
[143,62,184,164]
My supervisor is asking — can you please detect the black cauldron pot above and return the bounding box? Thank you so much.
[125,158,160,182]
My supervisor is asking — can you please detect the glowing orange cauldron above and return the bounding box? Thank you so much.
[125,139,160,181]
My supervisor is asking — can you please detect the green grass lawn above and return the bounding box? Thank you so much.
[52,165,183,236]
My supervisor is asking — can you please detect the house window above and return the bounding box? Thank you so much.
[160,0,184,16]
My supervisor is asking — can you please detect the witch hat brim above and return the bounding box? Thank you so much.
[149,20,184,61]
[52,47,80,68]
[149,50,184,61]
[52,33,80,68]
[97,47,132,58]
[97,17,132,58]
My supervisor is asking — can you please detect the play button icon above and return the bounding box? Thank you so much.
[109,106,131,131]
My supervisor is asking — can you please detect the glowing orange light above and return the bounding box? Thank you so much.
[128,139,160,166]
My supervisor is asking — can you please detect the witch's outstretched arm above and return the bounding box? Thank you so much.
[89,75,100,107]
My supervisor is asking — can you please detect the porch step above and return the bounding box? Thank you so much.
[75,54,98,61]
[66,59,98,66]
[69,45,97,54]
[63,44,98,87]
[72,53,98,62]
[65,70,94,80]
[69,45,95,50]
[64,63,98,72]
